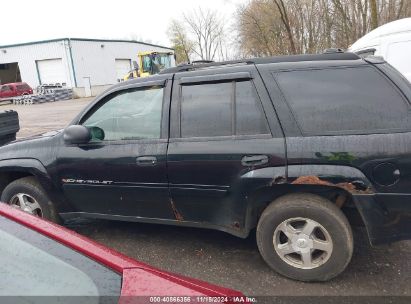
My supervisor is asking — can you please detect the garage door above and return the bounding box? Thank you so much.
[37,59,67,85]
[115,59,131,82]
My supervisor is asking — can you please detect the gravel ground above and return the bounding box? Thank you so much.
[0,98,92,138]
[1,98,410,300]
[65,218,411,298]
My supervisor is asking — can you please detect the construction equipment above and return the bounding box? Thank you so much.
[123,51,175,81]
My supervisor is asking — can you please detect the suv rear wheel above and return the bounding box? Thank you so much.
[256,193,353,281]
[1,177,60,223]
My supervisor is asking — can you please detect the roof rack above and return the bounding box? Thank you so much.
[191,60,214,64]
[160,52,360,74]
[323,48,345,54]
[159,59,253,74]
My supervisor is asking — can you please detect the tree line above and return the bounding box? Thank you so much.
[168,0,411,63]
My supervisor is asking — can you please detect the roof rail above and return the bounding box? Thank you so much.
[160,52,360,74]
[159,59,253,74]
[192,60,214,64]
[323,48,345,54]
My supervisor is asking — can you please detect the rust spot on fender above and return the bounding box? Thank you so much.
[270,175,287,186]
[291,176,373,194]
[170,199,184,221]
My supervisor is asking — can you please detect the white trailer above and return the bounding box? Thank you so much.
[349,18,411,82]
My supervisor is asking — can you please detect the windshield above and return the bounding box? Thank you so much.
[142,53,172,74]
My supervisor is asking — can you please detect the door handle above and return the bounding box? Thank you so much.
[241,155,269,167]
[136,156,157,166]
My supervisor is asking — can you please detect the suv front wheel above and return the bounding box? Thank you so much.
[257,193,353,282]
[1,177,60,223]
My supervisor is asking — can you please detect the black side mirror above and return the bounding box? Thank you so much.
[63,125,91,145]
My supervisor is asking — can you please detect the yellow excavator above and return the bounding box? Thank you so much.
[123,51,175,80]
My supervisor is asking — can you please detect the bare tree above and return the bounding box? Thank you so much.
[273,0,297,54]
[370,0,379,29]
[237,0,411,57]
[168,20,194,64]
[183,8,226,61]
[168,8,229,62]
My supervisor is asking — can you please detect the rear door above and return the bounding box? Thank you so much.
[167,66,286,229]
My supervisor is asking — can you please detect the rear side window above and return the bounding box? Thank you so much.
[236,81,270,135]
[17,84,30,91]
[180,80,269,138]
[275,66,410,135]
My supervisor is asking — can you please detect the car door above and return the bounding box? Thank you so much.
[55,76,175,219]
[0,85,12,98]
[167,66,286,230]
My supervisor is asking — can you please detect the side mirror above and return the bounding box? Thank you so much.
[89,126,105,141]
[63,125,91,145]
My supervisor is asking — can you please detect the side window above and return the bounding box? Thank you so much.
[82,86,164,141]
[181,82,232,138]
[142,56,151,73]
[236,81,269,135]
[180,80,269,138]
[275,66,411,135]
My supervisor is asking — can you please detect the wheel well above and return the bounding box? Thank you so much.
[247,185,364,232]
[0,172,35,198]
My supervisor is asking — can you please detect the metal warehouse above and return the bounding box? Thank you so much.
[0,38,174,97]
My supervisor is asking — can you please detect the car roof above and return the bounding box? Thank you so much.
[0,82,28,86]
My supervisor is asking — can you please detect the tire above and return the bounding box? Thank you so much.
[256,193,353,282]
[1,177,60,223]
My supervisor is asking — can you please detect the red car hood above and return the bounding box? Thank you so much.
[0,203,244,301]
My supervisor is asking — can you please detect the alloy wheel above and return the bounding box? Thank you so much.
[273,217,333,269]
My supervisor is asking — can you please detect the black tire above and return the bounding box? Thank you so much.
[256,193,353,282]
[1,177,60,223]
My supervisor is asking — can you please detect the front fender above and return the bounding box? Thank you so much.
[0,158,49,177]
[0,158,69,212]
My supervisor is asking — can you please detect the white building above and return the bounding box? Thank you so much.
[0,38,174,97]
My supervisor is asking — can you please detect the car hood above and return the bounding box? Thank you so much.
[0,129,63,161]
[11,129,63,144]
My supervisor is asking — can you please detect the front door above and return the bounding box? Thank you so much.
[55,77,174,219]
[0,85,13,98]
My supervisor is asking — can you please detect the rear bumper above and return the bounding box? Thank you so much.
[353,193,411,245]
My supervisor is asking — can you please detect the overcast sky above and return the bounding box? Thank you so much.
[0,0,247,47]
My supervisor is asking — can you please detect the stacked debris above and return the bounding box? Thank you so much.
[12,86,73,105]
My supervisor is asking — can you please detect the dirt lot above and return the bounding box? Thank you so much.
[1,99,410,300]
[1,98,93,138]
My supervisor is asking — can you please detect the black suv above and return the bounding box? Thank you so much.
[1,52,411,282]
